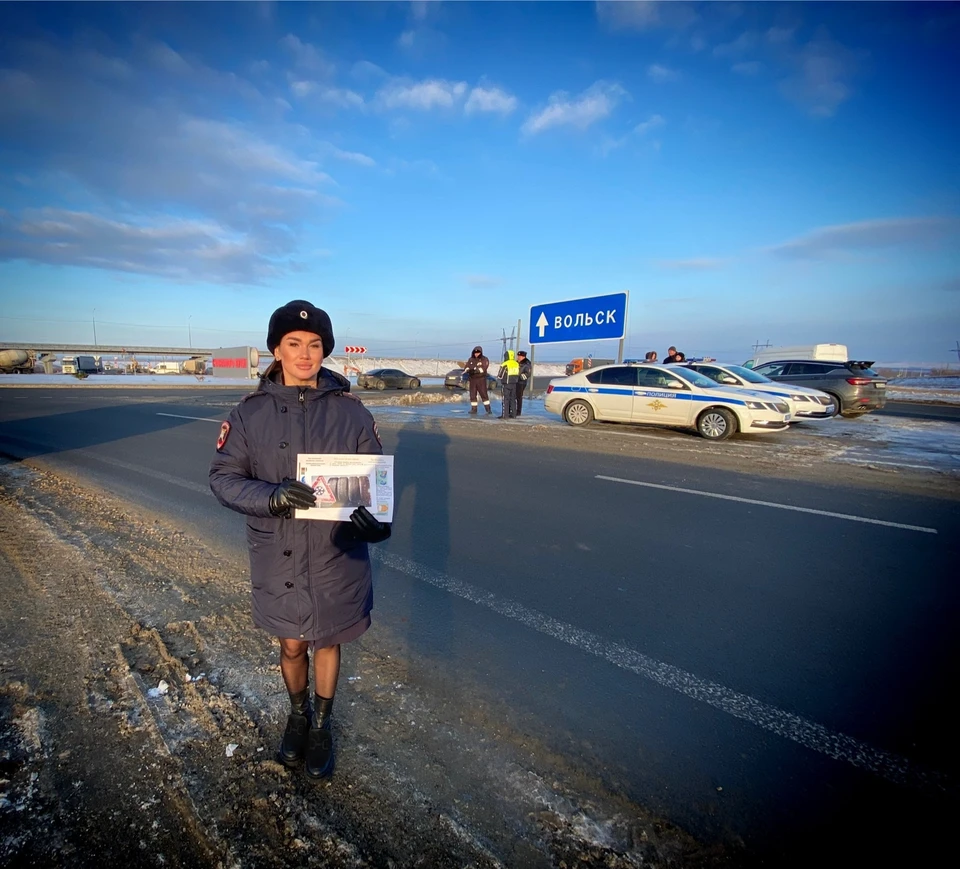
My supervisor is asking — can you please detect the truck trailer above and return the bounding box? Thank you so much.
[564,357,616,376]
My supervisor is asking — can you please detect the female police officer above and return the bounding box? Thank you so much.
[210,300,391,779]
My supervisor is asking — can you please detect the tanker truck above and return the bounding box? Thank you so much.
[0,349,36,374]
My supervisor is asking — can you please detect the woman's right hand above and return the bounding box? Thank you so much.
[269,479,317,516]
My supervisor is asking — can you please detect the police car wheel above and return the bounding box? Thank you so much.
[564,400,593,427]
[697,407,735,440]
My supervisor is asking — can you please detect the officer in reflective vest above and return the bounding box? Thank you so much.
[497,350,520,419]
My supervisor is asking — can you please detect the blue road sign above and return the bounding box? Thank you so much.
[528,292,628,346]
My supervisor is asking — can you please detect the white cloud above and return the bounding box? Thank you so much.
[464,86,518,116]
[647,64,679,83]
[0,41,341,283]
[324,144,376,167]
[140,40,265,104]
[779,33,860,117]
[634,113,665,135]
[398,30,417,49]
[766,26,796,44]
[410,1,431,21]
[596,1,698,31]
[146,42,193,75]
[521,81,628,136]
[280,34,334,77]
[377,78,467,110]
[769,217,960,259]
[0,208,290,284]
[291,81,363,108]
[713,31,757,58]
[595,135,628,157]
[351,60,388,81]
[732,61,762,76]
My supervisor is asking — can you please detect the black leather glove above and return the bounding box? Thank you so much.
[269,479,317,516]
[350,505,392,543]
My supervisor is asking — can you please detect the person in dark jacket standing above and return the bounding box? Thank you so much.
[515,350,532,417]
[498,349,520,419]
[210,300,391,780]
[463,345,492,414]
[663,346,685,364]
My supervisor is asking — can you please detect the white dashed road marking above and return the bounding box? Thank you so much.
[595,475,938,534]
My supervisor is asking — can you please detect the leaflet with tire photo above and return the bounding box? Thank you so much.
[295,454,395,522]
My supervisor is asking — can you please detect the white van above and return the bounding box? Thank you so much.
[744,344,847,368]
[153,361,182,375]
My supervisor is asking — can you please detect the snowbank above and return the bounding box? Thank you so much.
[327,356,569,378]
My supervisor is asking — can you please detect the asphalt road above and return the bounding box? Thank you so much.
[1,387,957,866]
[875,399,960,421]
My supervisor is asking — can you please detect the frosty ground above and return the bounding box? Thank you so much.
[0,376,956,867]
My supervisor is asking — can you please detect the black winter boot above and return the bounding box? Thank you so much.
[469,406,478,414]
[277,689,311,768]
[305,695,335,780]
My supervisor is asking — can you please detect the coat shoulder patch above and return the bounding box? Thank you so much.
[216,421,231,451]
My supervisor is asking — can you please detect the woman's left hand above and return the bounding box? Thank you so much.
[349,506,392,543]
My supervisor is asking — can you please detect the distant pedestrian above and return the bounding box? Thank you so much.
[645,351,658,362]
[463,345,492,414]
[209,300,392,781]
[516,351,532,417]
[664,346,685,364]
[498,350,520,419]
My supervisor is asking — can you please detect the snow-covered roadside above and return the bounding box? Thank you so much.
[886,387,960,405]
[327,356,569,379]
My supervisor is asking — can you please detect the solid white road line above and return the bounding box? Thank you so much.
[374,549,948,793]
[595,475,938,534]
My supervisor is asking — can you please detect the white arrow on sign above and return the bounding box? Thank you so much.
[536,312,549,338]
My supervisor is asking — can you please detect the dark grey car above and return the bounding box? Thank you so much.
[356,368,421,390]
[751,360,887,416]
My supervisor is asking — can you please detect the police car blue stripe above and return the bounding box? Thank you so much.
[549,385,747,406]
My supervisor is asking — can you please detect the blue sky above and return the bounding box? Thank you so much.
[1,1,958,364]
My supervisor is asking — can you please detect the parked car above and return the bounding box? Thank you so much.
[356,368,421,390]
[682,362,836,419]
[443,368,499,391]
[544,364,791,440]
[749,360,887,417]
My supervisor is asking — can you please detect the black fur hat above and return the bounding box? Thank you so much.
[266,300,335,357]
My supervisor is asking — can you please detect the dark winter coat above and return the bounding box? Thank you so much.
[463,346,490,379]
[209,367,382,643]
[517,357,532,389]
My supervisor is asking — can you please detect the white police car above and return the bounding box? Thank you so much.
[683,362,835,419]
[544,363,790,440]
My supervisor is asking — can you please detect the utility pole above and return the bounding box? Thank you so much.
[752,338,771,354]
[188,316,192,349]
[92,308,98,347]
